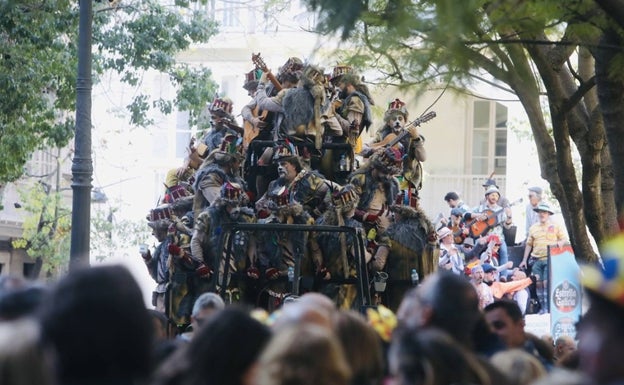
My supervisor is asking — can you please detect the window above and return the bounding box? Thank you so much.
[471,101,507,176]
[23,262,35,278]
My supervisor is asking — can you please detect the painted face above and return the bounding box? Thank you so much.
[277,161,297,182]
[388,114,406,132]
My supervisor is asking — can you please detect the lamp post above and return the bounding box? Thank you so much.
[70,0,93,271]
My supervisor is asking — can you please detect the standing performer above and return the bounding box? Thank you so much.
[190,182,258,305]
[311,184,369,309]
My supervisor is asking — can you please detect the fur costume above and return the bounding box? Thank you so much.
[373,204,439,311]
[191,194,256,304]
[263,169,330,218]
[281,65,326,148]
[255,199,316,311]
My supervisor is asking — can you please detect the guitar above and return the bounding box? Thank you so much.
[367,111,437,150]
[467,198,522,238]
[251,53,283,92]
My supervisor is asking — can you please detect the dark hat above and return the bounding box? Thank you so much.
[482,178,498,188]
[533,203,554,214]
[482,263,497,273]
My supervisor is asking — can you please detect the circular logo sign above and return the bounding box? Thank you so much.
[553,280,579,313]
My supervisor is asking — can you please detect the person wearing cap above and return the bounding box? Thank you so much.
[480,178,512,208]
[482,263,533,303]
[311,184,367,308]
[465,185,513,273]
[334,72,374,153]
[520,202,568,314]
[192,134,246,220]
[190,182,257,304]
[141,210,172,314]
[241,68,269,150]
[525,186,543,237]
[350,147,401,236]
[437,226,465,275]
[200,96,241,154]
[255,142,332,219]
[370,192,438,311]
[578,237,624,384]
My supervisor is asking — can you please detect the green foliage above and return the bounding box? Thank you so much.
[11,181,71,276]
[90,203,151,262]
[0,0,219,183]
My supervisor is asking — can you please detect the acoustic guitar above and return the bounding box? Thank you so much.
[367,111,437,150]
[467,198,522,238]
[251,53,282,92]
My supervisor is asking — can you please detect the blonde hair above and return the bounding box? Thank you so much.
[0,319,54,385]
[490,349,547,385]
[257,324,351,385]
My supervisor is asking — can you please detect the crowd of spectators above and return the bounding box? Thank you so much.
[0,249,622,385]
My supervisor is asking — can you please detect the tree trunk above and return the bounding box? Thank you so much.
[594,29,624,229]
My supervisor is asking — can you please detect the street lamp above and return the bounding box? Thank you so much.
[70,0,93,271]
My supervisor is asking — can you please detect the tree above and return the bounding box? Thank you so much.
[303,0,624,262]
[0,0,219,183]
[12,179,72,278]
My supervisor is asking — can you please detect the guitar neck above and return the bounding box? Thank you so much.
[387,130,410,148]
[265,72,282,92]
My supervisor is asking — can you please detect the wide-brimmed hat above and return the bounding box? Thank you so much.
[219,182,246,205]
[533,203,554,214]
[437,227,452,240]
[273,141,299,162]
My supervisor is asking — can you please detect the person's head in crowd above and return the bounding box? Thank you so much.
[272,292,335,332]
[578,235,624,385]
[470,264,485,284]
[148,309,170,341]
[443,191,460,208]
[332,310,384,385]
[528,186,543,207]
[257,324,351,385]
[541,334,554,347]
[191,292,225,331]
[397,271,481,348]
[490,349,547,385]
[0,281,46,321]
[38,265,153,385]
[153,306,271,385]
[483,300,525,348]
[388,327,491,385]
[554,335,576,361]
[0,318,54,385]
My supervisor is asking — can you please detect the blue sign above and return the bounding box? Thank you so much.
[549,244,582,340]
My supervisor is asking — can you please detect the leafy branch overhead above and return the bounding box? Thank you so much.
[0,0,219,183]
[303,0,624,262]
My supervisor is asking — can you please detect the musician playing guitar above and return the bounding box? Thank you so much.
[464,185,514,270]
[363,98,431,204]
